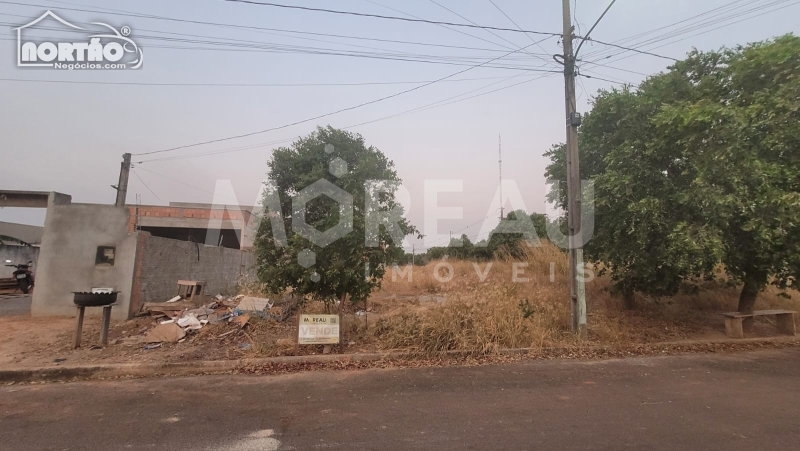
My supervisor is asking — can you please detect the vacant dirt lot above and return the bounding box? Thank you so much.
[2,247,798,369]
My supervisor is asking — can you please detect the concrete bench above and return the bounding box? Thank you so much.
[721,310,797,338]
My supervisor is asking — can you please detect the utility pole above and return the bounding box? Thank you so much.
[561,0,587,337]
[114,153,132,207]
[498,134,504,220]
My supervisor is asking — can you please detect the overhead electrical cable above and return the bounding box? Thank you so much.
[132,40,553,157]
[222,0,563,37]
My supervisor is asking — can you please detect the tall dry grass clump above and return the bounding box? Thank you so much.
[371,242,588,355]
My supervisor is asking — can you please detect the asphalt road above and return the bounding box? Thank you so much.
[0,294,30,317]
[2,348,799,451]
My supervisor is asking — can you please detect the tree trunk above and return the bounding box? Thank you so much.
[623,287,636,310]
[737,274,762,314]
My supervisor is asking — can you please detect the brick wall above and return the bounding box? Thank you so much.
[131,233,256,304]
[127,206,250,232]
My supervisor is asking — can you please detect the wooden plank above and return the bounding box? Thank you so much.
[177,280,206,286]
[721,309,798,318]
[753,309,798,316]
[100,305,113,346]
[73,306,85,349]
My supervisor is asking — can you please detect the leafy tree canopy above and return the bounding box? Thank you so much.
[546,34,800,311]
[255,126,418,305]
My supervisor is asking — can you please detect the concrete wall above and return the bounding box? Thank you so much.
[130,234,255,309]
[32,204,137,320]
[0,245,39,279]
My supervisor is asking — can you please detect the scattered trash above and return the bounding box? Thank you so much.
[232,313,250,329]
[207,313,227,325]
[166,296,182,303]
[215,294,224,301]
[144,343,162,350]
[144,322,186,343]
[138,301,194,317]
[160,319,175,325]
[237,296,273,312]
[177,315,203,331]
[356,310,366,316]
[238,343,251,350]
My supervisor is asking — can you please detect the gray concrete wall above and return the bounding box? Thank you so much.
[0,245,39,279]
[132,234,255,306]
[32,204,137,320]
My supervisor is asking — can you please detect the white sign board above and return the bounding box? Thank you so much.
[298,314,340,345]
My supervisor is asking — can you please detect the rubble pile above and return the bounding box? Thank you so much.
[136,294,283,345]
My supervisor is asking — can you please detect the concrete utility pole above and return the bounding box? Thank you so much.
[114,153,132,207]
[561,0,587,337]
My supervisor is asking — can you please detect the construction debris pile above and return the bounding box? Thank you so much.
[134,294,296,347]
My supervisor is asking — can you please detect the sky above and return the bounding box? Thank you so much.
[1,0,798,250]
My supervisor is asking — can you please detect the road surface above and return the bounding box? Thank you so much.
[1,348,799,450]
[0,294,30,317]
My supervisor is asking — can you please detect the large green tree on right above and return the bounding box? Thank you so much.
[546,35,800,312]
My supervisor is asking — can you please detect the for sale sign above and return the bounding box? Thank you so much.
[298,314,340,345]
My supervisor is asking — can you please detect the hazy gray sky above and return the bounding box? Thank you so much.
[1,0,798,248]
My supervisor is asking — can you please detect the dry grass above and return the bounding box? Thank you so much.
[364,243,800,356]
[367,244,587,355]
[229,243,800,358]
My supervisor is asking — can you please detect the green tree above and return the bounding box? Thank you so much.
[661,35,800,312]
[254,126,418,309]
[485,210,551,259]
[545,35,800,312]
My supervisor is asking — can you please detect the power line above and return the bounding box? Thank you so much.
[0,11,554,61]
[0,34,550,72]
[345,72,555,130]
[579,0,799,73]
[223,0,563,37]
[579,38,679,61]
[578,73,626,85]
[0,20,555,72]
[0,8,545,55]
[132,40,552,157]
[0,0,559,65]
[131,170,163,202]
[595,0,787,59]
[0,75,528,88]
[579,0,753,60]
[486,0,558,66]
[581,0,791,63]
[136,138,296,165]
[426,0,552,68]
[136,72,558,165]
[574,0,617,58]
[362,0,531,54]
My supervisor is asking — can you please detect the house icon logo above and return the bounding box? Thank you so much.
[14,10,143,70]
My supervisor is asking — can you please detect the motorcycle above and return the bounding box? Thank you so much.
[4,260,34,294]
